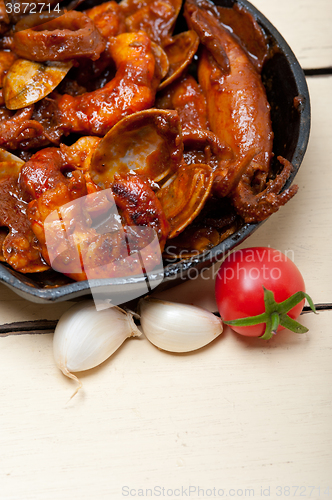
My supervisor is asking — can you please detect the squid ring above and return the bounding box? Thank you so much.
[0,105,44,151]
[12,11,106,62]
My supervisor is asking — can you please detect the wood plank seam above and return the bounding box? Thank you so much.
[305,68,332,75]
[0,304,330,335]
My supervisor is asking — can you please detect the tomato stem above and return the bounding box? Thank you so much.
[223,287,316,340]
[270,312,280,335]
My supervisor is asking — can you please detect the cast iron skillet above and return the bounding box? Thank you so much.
[0,0,310,303]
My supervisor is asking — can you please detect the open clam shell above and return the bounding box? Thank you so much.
[0,148,24,180]
[157,163,213,238]
[3,58,73,110]
[158,30,199,90]
[151,42,169,81]
[89,108,183,188]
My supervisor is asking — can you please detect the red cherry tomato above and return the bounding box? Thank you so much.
[215,247,306,337]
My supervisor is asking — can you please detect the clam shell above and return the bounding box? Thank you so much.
[158,30,199,90]
[3,58,72,110]
[0,148,24,180]
[157,163,213,238]
[89,108,183,188]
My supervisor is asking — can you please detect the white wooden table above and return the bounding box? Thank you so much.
[0,1,331,499]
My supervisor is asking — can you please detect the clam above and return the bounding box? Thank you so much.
[157,164,213,238]
[3,58,72,110]
[0,148,24,180]
[89,109,183,188]
[151,42,169,81]
[158,30,199,90]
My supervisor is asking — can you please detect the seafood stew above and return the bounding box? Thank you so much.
[0,0,310,302]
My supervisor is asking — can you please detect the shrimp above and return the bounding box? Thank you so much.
[56,31,159,136]
[86,1,126,40]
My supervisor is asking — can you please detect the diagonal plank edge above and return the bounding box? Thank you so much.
[0,320,58,336]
